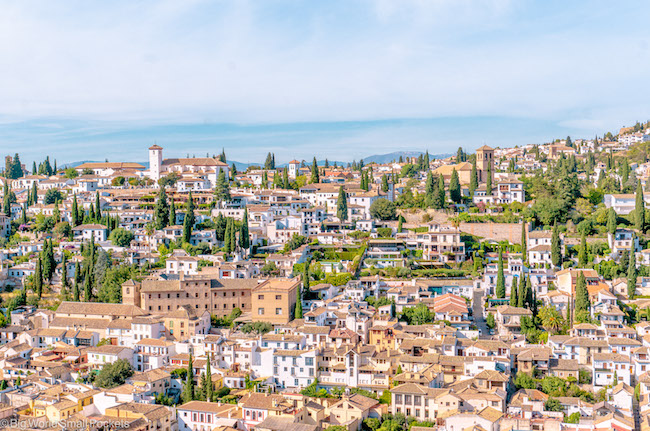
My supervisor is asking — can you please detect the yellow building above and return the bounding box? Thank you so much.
[251,278,300,324]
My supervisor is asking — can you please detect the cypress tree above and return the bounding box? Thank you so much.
[229,218,236,252]
[34,256,43,299]
[61,254,69,300]
[182,191,196,244]
[381,175,389,193]
[525,274,533,308]
[182,353,195,402]
[437,174,446,209]
[214,170,231,202]
[575,272,590,314]
[21,203,27,225]
[169,199,176,226]
[336,186,348,221]
[496,250,506,298]
[84,265,93,302]
[521,221,527,259]
[72,195,79,226]
[311,157,319,183]
[239,208,250,250]
[628,241,637,299]
[95,192,102,220]
[470,159,479,196]
[551,223,561,267]
[154,186,170,230]
[295,287,303,319]
[31,182,38,205]
[486,163,492,194]
[282,168,290,189]
[509,276,518,306]
[517,273,525,308]
[449,169,461,203]
[578,233,588,266]
[636,182,645,232]
[303,260,310,290]
[205,352,213,402]
[224,219,232,253]
[607,208,617,235]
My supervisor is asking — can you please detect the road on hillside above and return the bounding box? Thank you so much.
[473,288,490,339]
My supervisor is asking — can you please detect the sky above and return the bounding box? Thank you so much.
[0,0,649,165]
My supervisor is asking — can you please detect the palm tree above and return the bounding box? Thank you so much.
[145,222,155,253]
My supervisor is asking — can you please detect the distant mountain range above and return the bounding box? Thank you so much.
[60,151,451,172]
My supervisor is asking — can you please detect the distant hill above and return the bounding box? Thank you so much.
[362,151,451,164]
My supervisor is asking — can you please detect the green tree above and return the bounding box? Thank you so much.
[636,182,646,232]
[239,208,250,251]
[182,191,196,244]
[449,169,461,203]
[109,228,135,247]
[295,287,303,319]
[486,162,492,194]
[369,199,397,220]
[521,221,527,260]
[153,186,170,230]
[214,170,231,202]
[575,272,590,314]
[34,257,43,298]
[486,312,496,329]
[381,175,389,193]
[205,352,213,401]
[336,186,348,221]
[169,199,176,225]
[628,242,637,299]
[607,208,617,235]
[60,254,69,300]
[578,233,588,266]
[94,359,133,389]
[311,157,319,183]
[545,398,563,412]
[551,223,561,267]
[517,274,525,308]
[470,159,478,196]
[509,276,518,306]
[182,353,195,403]
[496,249,505,298]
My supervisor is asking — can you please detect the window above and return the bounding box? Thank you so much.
[258,295,264,300]
[258,308,265,315]
[276,295,282,300]
[276,308,283,315]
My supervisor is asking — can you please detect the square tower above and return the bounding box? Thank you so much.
[148,145,163,180]
[475,145,494,183]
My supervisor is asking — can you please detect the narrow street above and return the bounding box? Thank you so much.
[473,288,490,339]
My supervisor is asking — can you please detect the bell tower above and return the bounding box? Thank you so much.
[475,145,494,183]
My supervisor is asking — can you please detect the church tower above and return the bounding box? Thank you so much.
[122,279,141,307]
[475,145,494,183]
[148,145,163,180]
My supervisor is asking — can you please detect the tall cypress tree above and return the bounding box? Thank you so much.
[575,272,590,314]
[95,192,102,220]
[449,169,461,203]
[239,208,250,250]
[182,191,196,244]
[229,218,236,252]
[295,287,303,319]
[496,250,506,298]
[521,221,527,260]
[517,273,525,308]
[154,186,170,230]
[578,233,588,266]
[34,256,43,299]
[636,182,646,232]
[336,186,348,221]
[182,353,195,402]
[169,199,176,226]
[607,208,617,235]
[437,174,446,209]
[224,219,232,253]
[509,276,518,306]
[486,163,492,194]
[628,241,637,299]
[381,175,389,193]
[61,254,69,300]
[470,159,478,196]
[205,352,213,402]
[551,223,561,267]
[311,157,319,183]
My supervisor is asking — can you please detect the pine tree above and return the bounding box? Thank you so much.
[628,240,637,299]
[449,169,461,203]
[265,152,273,170]
[509,276,518,306]
[551,223,561,267]
[336,186,348,221]
[311,157,319,183]
[496,250,506,298]
[575,272,590,313]
[636,182,645,232]
[607,208,617,235]
[470,159,478,196]
[154,187,170,230]
[578,233,588,266]
[182,353,195,403]
[239,208,250,251]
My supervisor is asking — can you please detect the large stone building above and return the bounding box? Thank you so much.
[251,278,300,325]
[147,145,230,186]
[122,275,259,317]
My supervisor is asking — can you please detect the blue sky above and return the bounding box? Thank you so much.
[0,0,649,165]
